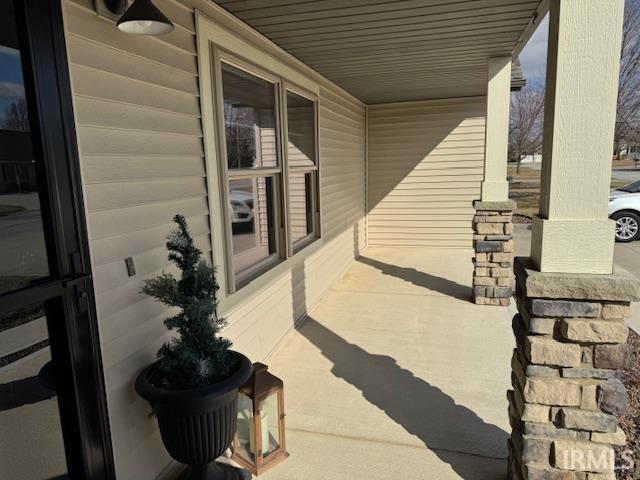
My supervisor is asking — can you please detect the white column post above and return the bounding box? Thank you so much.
[480,56,512,202]
[531,0,625,274]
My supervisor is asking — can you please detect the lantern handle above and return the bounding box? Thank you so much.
[253,362,269,374]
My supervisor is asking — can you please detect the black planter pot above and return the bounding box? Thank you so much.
[135,351,253,480]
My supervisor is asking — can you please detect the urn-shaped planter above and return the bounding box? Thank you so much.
[136,351,253,480]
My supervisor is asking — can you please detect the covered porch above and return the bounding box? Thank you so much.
[259,246,514,480]
[20,0,634,479]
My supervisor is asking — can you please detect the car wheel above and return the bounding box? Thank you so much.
[612,211,640,242]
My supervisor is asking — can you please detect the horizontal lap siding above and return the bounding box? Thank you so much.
[367,98,486,248]
[320,87,366,247]
[62,2,365,479]
[63,1,205,478]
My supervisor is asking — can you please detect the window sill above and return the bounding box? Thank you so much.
[292,232,318,255]
[218,236,323,317]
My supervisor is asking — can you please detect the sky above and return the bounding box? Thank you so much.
[518,13,549,87]
[0,44,26,127]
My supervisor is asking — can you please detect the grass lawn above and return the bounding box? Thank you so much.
[612,158,640,168]
[508,161,630,218]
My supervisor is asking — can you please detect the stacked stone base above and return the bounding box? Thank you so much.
[508,257,639,480]
[472,200,516,305]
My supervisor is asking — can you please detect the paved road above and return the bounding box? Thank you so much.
[514,223,640,333]
[612,166,640,184]
[514,162,640,184]
[0,208,48,279]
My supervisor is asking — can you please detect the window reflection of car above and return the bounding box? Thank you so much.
[609,180,640,242]
[230,190,254,233]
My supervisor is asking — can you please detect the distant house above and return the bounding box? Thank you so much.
[0,129,36,194]
[519,153,543,164]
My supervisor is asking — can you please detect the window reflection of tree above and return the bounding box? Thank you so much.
[224,101,257,169]
[2,99,29,132]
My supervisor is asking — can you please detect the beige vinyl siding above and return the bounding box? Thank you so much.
[367,97,486,248]
[62,2,365,479]
[320,87,367,245]
[62,2,207,478]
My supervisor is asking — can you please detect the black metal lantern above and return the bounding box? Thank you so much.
[232,363,288,476]
[117,0,174,35]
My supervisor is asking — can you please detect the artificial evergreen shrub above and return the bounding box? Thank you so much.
[142,214,238,389]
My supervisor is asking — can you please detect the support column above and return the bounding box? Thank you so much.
[508,258,639,479]
[481,56,511,202]
[472,201,516,305]
[531,0,624,274]
[508,2,632,479]
[473,56,516,306]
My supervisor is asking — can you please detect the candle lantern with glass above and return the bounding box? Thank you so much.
[232,363,288,475]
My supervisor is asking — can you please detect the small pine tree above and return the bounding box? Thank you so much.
[142,215,238,389]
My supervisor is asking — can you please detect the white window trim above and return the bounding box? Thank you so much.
[196,11,323,311]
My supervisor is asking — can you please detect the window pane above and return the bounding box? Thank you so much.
[289,172,314,246]
[229,177,277,283]
[0,1,50,294]
[0,303,68,479]
[286,91,316,167]
[222,63,278,170]
[262,393,281,457]
[235,392,255,463]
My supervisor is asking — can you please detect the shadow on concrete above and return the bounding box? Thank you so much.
[298,316,508,478]
[357,255,472,302]
[0,374,55,411]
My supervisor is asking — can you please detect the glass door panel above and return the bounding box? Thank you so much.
[0,304,67,479]
[0,1,113,478]
[0,0,49,295]
[0,2,73,478]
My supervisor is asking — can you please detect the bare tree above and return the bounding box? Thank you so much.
[509,86,545,173]
[224,101,257,169]
[615,0,640,159]
[2,98,29,132]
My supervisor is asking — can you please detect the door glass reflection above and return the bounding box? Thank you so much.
[0,303,68,479]
[0,0,49,295]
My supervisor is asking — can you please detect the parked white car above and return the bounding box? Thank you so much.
[609,180,640,242]
[229,190,254,225]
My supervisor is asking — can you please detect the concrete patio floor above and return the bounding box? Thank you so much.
[259,246,515,480]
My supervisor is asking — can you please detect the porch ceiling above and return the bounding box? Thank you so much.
[214,0,544,104]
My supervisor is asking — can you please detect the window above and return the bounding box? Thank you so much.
[222,63,278,170]
[218,60,320,292]
[285,90,318,250]
[220,63,282,289]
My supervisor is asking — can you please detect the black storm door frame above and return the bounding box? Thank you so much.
[0,0,115,478]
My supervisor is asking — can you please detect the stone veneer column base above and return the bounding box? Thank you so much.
[508,257,640,480]
[472,200,516,306]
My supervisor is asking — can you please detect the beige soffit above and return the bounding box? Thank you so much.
[213,0,548,104]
